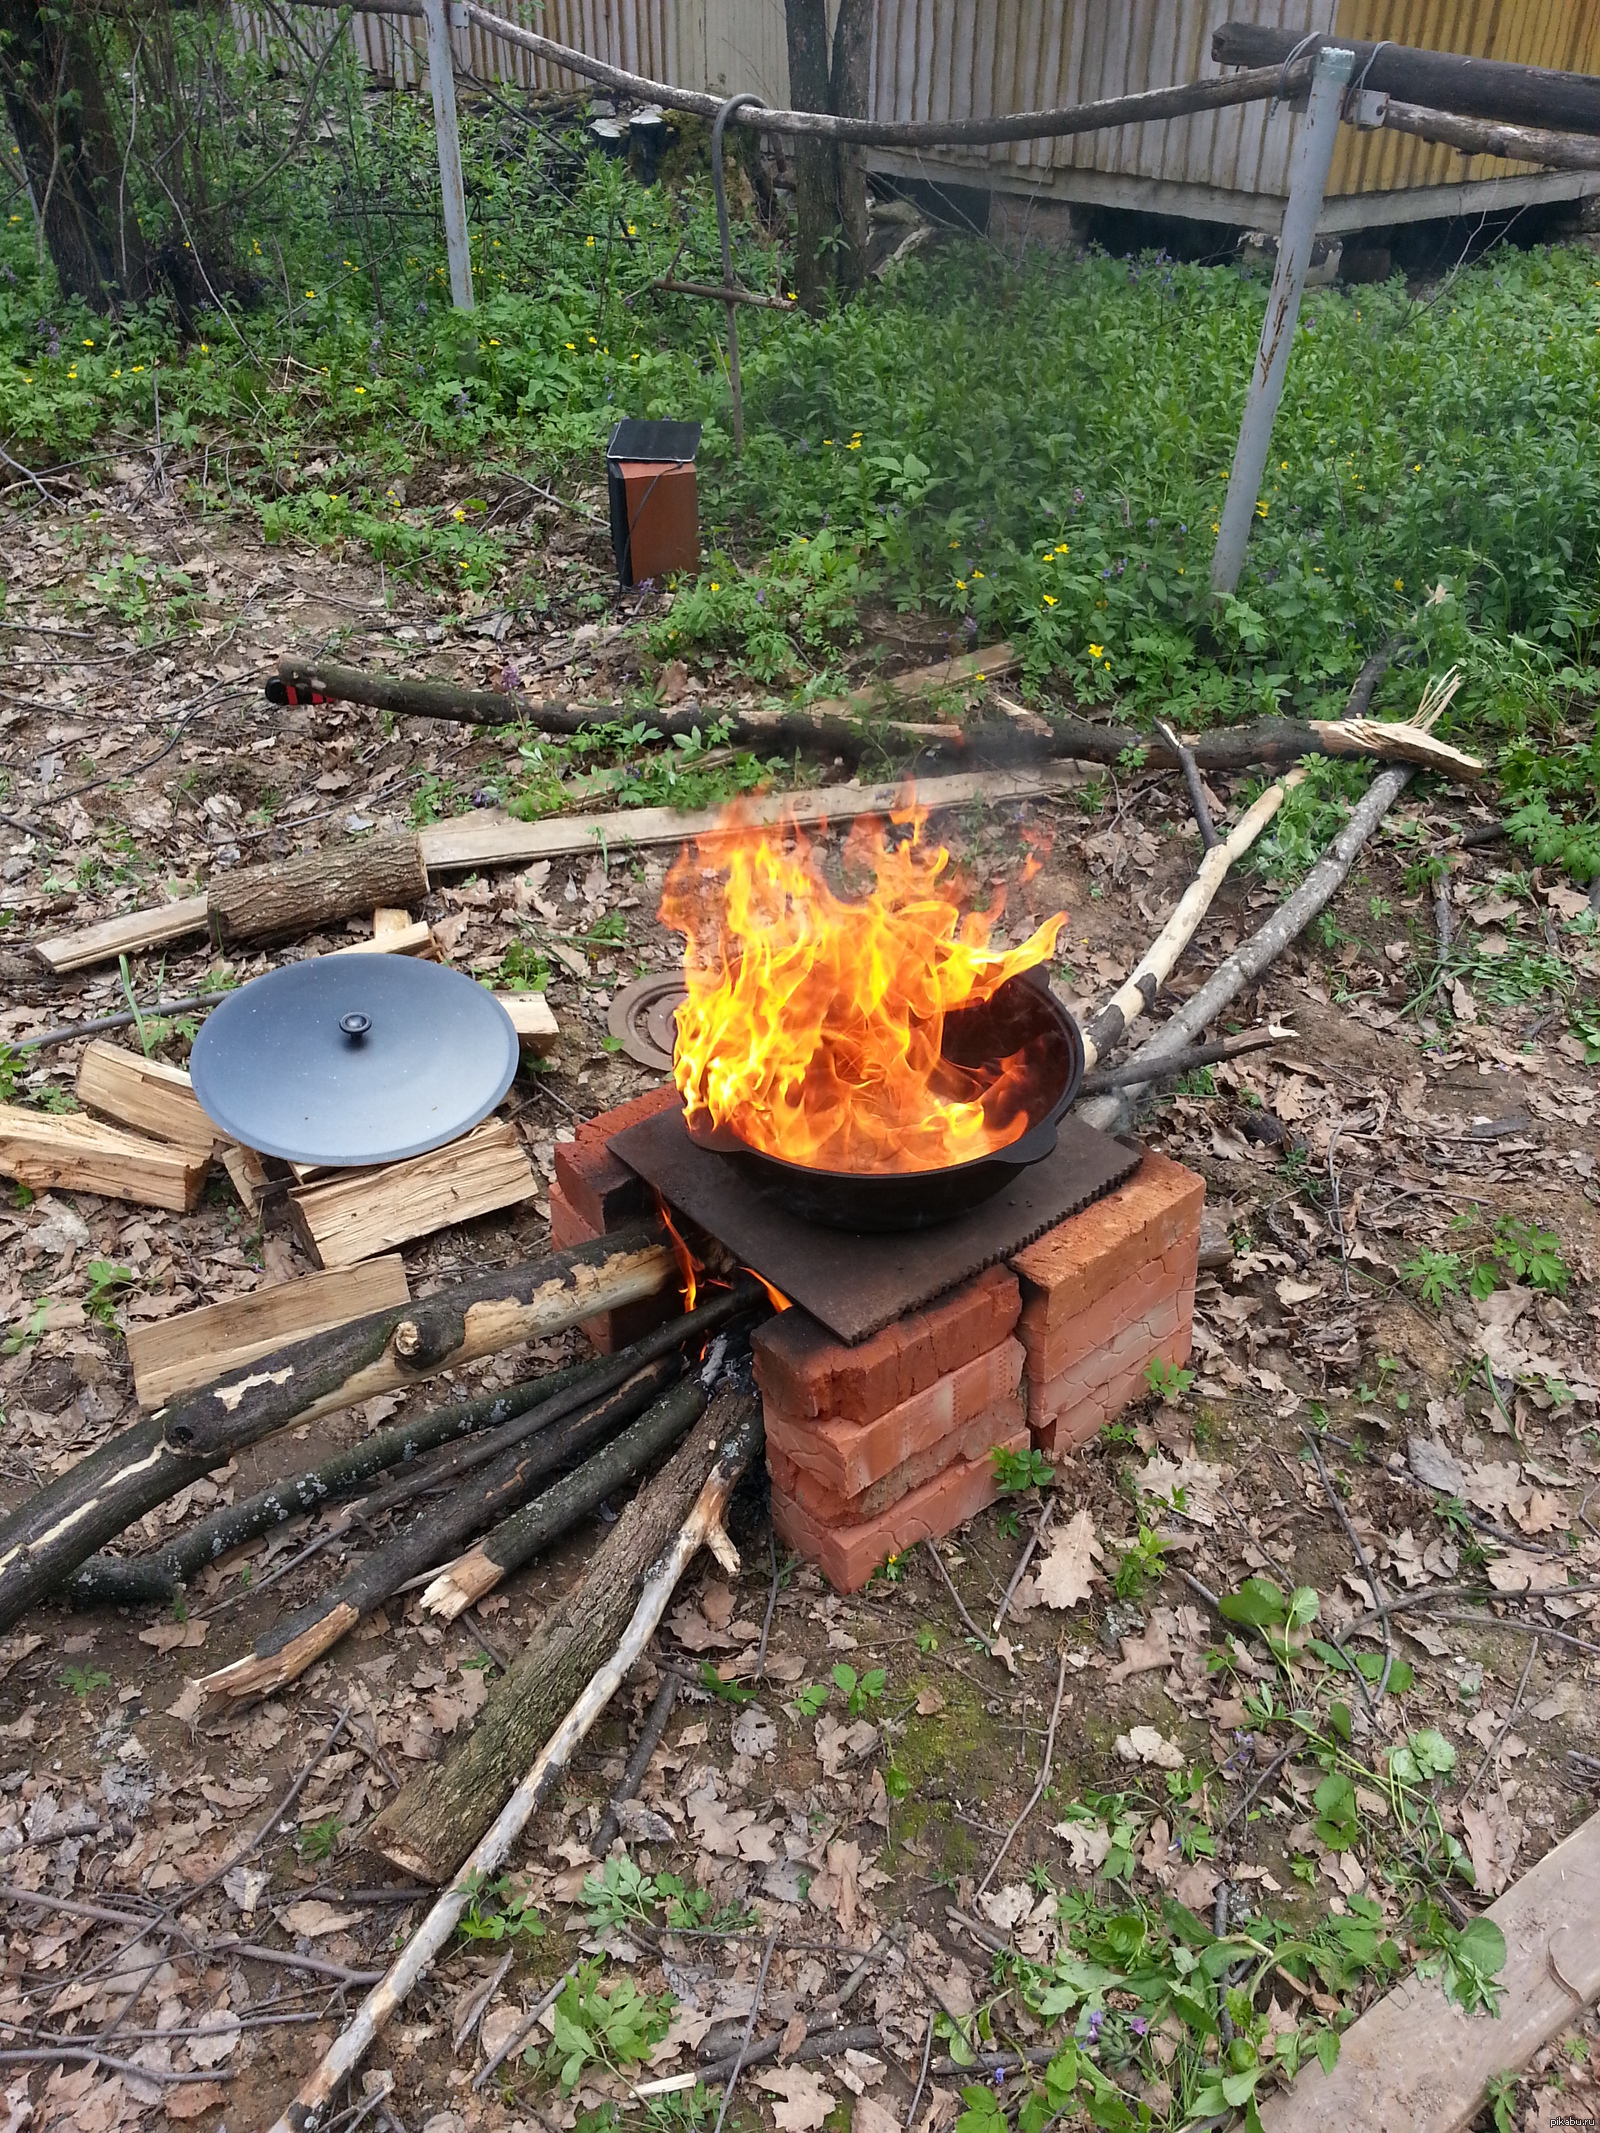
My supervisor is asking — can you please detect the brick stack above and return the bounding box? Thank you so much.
[550,1083,682,1353]
[754,1265,1027,1593]
[1010,1149,1204,1458]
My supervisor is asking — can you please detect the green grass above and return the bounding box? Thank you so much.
[3,41,1598,867]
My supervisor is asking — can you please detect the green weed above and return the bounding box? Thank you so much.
[993,1445,1055,1493]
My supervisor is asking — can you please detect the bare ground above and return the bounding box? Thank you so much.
[0,474,1596,2133]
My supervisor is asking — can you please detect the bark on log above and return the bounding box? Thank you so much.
[274,658,1482,781]
[1212,23,1600,138]
[1383,99,1600,173]
[207,831,428,947]
[0,1224,676,1633]
[68,1285,749,1609]
[421,1375,708,1620]
[200,1354,684,1703]
[369,1394,764,1882]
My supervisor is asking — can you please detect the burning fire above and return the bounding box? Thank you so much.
[659,796,1067,1176]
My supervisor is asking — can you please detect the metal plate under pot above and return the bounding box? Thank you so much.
[190,956,520,1168]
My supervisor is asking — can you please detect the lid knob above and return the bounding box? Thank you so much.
[339,1012,372,1041]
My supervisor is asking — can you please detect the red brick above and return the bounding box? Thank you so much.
[767,1393,1026,1525]
[1028,1276,1197,1457]
[1009,1149,1204,1333]
[1020,1233,1200,1381]
[548,1180,679,1356]
[752,1266,1020,1424]
[770,1429,1027,1594]
[764,1338,1025,1498]
[554,1083,679,1233]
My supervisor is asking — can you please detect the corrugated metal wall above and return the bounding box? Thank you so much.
[283,0,1600,221]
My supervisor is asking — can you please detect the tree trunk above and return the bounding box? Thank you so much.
[207,832,429,947]
[0,0,146,310]
[784,0,835,314]
[370,1393,763,1882]
[831,0,874,295]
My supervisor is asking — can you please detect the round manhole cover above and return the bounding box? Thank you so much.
[607,970,686,1073]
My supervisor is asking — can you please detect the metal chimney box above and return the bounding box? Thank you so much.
[606,418,702,587]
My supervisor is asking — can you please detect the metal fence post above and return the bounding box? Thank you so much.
[423,0,475,311]
[1209,44,1353,598]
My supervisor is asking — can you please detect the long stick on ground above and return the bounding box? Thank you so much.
[1083,672,1461,1121]
[0,1223,677,1633]
[1078,767,1306,1072]
[268,1392,763,2132]
[200,1355,683,1704]
[420,1376,709,1621]
[371,1396,761,1882]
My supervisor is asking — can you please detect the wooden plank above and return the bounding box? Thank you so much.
[75,1040,218,1161]
[126,1255,411,1410]
[495,991,559,1054]
[32,895,209,976]
[417,762,1085,873]
[288,1118,537,1269]
[0,1106,208,1213]
[332,920,438,959]
[1260,1807,1600,2133]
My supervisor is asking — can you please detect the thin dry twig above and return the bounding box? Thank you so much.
[593,1671,680,1855]
[754,1525,780,1680]
[710,1923,779,2133]
[1464,1636,1539,1803]
[1299,1431,1391,1710]
[905,2012,936,2133]
[473,1962,581,2092]
[923,1539,993,1654]
[977,1647,1068,1897]
[994,1497,1054,1636]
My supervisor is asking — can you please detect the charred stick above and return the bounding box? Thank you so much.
[0,1223,677,1634]
[272,1395,765,2127]
[592,1670,680,1855]
[370,1398,763,1884]
[694,2020,882,2087]
[1153,720,1219,850]
[70,1352,611,1608]
[420,1376,710,1620]
[1078,1027,1283,1095]
[199,1355,684,1704]
[353,1281,757,1523]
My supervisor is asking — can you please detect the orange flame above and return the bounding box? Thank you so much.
[653,1188,701,1311]
[659,794,1067,1177]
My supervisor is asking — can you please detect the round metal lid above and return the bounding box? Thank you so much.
[190,957,520,1167]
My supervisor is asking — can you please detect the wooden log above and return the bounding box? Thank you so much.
[1212,23,1600,138]
[74,1041,218,1162]
[276,1392,763,2127]
[0,1106,209,1213]
[288,1118,537,1269]
[1383,98,1600,173]
[273,644,1017,756]
[32,895,208,976]
[200,1354,685,1703]
[495,991,559,1054]
[207,831,428,947]
[421,1375,708,1619]
[126,1257,410,1410]
[1257,1807,1600,2132]
[74,1287,753,1608]
[370,1392,761,1883]
[0,1223,677,1633]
